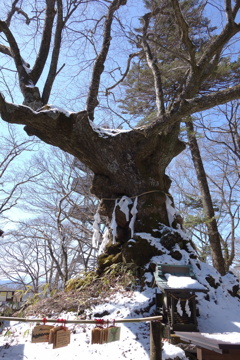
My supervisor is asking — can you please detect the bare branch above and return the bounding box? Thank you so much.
[233,0,240,19]
[42,0,64,105]
[5,0,20,26]
[0,44,30,69]
[141,12,165,116]
[141,38,165,116]
[174,5,240,103]
[0,43,12,57]
[0,20,41,109]
[105,51,141,95]
[86,0,127,120]
[171,0,196,67]
[15,7,31,25]
[0,20,30,85]
[225,0,234,24]
[30,0,56,84]
[181,83,240,117]
[0,172,42,214]
[198,21,240,73]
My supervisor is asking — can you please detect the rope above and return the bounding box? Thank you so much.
[101,190,170,201]
[169,293,196,302]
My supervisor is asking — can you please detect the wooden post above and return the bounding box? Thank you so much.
[150,321,162,360]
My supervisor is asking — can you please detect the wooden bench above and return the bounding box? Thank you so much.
[175,331,240,360]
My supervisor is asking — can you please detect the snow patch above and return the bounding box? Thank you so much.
[162,342,188,360]
[92,212,101,249]
[165,195,176,227]
[110,196,137,244]
[129,196,138,237]
[203,332,240,343]
[98,228,110,255]
[165,196,189,240]
[165,273,207,290]
[37,104,73,117]
[90,122,131,138]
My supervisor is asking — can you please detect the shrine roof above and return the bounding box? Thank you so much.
[154,264,208,293]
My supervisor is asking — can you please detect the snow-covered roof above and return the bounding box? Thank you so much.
[165,273,207,291]
[154,263,208,293]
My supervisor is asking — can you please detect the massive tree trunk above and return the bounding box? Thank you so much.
[0,96,187,269]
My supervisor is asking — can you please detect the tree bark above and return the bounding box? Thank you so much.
[185,119,226,275]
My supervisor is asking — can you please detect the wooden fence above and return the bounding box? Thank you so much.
[0,315,162,360]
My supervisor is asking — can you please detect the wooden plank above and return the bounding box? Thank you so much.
[175,332,240,353]
[197,347,240,360]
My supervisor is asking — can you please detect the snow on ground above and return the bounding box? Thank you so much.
[1,278,240,360]
[0,287,188,360]
[1,229,240,359]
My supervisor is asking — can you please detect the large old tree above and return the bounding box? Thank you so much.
[1,0,240,276]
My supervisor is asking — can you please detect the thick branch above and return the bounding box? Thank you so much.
[0,20,41,108]
[178,8,240,101]
[42,0,64,105]
[0,44,12,57]
[198,22,240,72]
[141,38,165,116]
[30,0,56,84]
[86,0,127,120]
[171,0,196,66]
[0,20,30,86]
[146,83,240,137]
[233,0,240,18]
[181,84,240,116]
[225,0,234,24]
[0,94,106,172]
[0,43,30,69]
[141,12,165,116]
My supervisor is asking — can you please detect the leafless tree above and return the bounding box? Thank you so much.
[169,103,240,271]
[0,146,99,290]
[0,124,40,230]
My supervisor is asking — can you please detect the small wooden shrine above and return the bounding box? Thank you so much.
[154,264,208,332]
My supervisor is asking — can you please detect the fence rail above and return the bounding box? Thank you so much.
[0,315,162,324]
